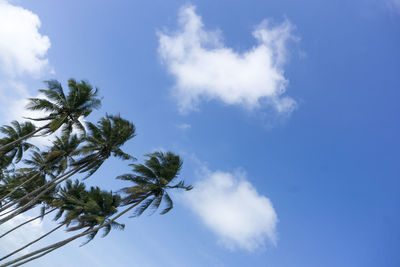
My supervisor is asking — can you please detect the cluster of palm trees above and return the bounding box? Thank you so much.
[0,79,192,266]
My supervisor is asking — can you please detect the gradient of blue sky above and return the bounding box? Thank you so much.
[0,0,399,266]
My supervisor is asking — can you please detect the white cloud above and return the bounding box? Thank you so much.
[176,123,191,130]
[0,0,51,77]
[158,5,296,114]
[184,169,278,251]
[0,1,54,148]
[0,212,45,254]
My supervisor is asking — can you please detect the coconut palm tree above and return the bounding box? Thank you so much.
[1,151,192,266]
[0,79,101,152]
[0,115,135,225]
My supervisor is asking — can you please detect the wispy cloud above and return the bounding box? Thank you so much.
[158,5,296,114]
[0,0,51,77]
[176,123,191,130]
[184,169,278,251]
[386,0,400,13]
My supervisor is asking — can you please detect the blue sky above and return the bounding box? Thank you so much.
[0,0,399,266]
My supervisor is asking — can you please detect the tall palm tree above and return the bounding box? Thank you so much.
[0,115,135,225]
[0,79,101,152]
[1,151,192,266]
[0,121,36,167]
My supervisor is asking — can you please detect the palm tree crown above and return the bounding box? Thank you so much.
[118,151,192,216]
[26,79,101,135]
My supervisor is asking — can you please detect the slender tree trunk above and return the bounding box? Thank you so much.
[0,207,19,217]
[0,171,42,205]
[0,163,89,225]
[0,125,49,153]
[0,208,56,239]
[0,223,64,261]
[9,245,60,267]
[0,195,150,266]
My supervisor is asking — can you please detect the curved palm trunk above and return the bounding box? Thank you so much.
[0,124,49,154]
[0,223,64,262]
[0,208,56,239]
[0,195,150,267]
[0,163,89,225]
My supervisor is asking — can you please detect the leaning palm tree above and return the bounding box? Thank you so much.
[0,79,101,152]
[0,115,135,225]
[1,151,192,266]
[0,121,36,166]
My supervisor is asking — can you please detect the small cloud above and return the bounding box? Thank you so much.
[176,123,191,130]
[386,0,400,13]
[158,5,297,114]
[0,0,51,77]
[183,169,278,251]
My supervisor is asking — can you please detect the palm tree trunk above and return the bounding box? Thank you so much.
[0,208,56,239]
[0,207,19,217]
[0,195,150,267]
[9,245,60,267]
[0,124,49,153]
[0,223,64,261]
[0,163,89,225]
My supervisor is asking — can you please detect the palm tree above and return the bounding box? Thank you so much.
[0,121,36,167]
[0,184,122,266]
[0,180,88,260]
[0,79,101,152]
[0,115,135,225]
[1,151,192,266]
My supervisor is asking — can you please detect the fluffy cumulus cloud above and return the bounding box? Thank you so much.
[158,5,296,113]
[0,0,51,77]
[184,170,278,251]
[0,1,53,147]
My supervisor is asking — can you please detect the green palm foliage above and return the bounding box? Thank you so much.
[0,79,101,152]
[1,152,191,266]
[118,151,193,216]
[45,133,82,176]
[0,121,36,167]
[26,79,101,135]
[65,186,123,245]
[0,115,134,225]
[74,114,136,178]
